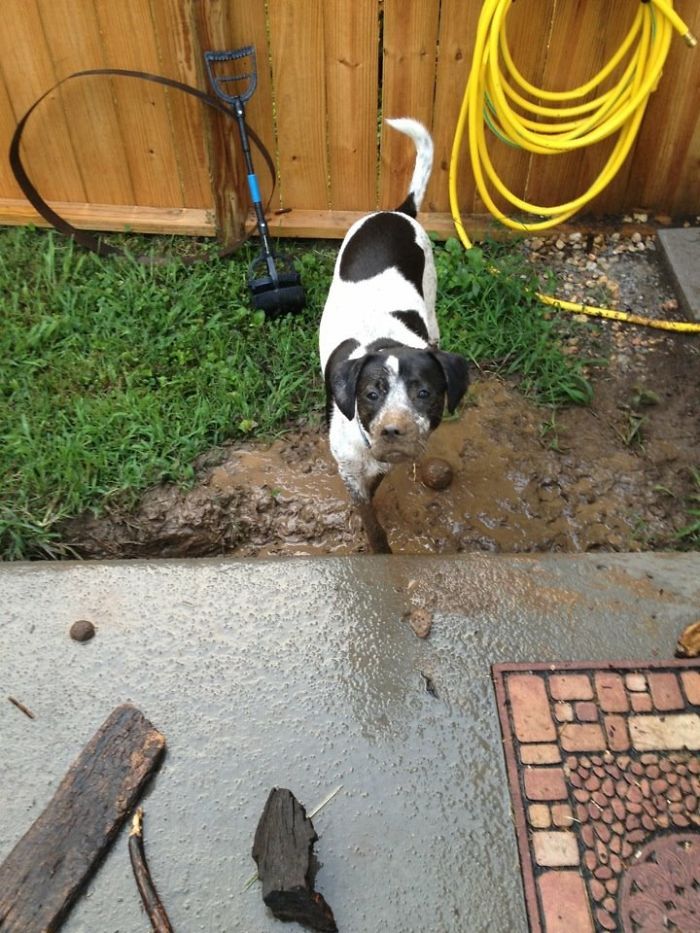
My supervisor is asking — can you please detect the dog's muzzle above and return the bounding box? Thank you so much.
[367,411,429,463]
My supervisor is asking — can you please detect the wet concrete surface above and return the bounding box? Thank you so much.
[658,227,700,320]
[1,552,699,933]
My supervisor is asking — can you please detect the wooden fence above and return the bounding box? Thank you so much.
[1,0,699,242]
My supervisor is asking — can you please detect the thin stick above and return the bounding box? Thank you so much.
[8,696,35,719]
[307,783,343,819]
[128,808,174,933]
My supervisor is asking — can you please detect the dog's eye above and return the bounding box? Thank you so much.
[366,390,380,402]
[417,388,431,399]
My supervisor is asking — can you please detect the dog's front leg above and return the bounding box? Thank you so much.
[341,467,391,554]
[355,473,391,554]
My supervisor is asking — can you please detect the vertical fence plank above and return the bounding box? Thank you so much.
[476,0,556,223]
[0,0,87,203]
[379,0,441,210]
[0,68,22,199]
[94,0,185,208]
[148,0,212,209]
[227,0,278,211]
[624,1,700,214]
[34,0,135,207]
[324,0,380,211]
[568,4,635,216]
[268,0,328,210]
[427,0,481,215]
[523,0,629,215]
[670,116,700,216]
[190,0,246,245]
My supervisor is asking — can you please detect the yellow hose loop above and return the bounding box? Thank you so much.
[500,10,643,103]
[449,0,700,334]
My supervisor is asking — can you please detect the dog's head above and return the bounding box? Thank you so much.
[327,341,469,462]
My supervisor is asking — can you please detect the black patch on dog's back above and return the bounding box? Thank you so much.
[390,310,429,342]
[339,213,424,297]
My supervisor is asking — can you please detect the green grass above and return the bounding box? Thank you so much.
[435,238,593,406]
[1,225,593,559]
[674,468,700,549]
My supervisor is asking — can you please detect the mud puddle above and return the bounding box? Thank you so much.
[64,331,700,559]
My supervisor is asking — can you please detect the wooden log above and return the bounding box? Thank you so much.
[0,704,166,933]
[252,788,337,933]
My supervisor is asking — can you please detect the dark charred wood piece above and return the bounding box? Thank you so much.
[128,808,174,933]
[252,788,337,933]
[0,704,166,932]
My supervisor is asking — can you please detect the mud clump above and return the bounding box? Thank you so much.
[69,619,96,642]
[420,457,454,490]
[405,607,434,639]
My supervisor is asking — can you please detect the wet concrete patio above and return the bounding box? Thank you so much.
[1,552,699,932]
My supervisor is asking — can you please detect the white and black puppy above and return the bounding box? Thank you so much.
[319,117,469,553]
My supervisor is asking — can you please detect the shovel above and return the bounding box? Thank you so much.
[204,46,306,318]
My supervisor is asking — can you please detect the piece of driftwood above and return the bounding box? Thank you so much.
[0,704,166,933]
[128,808,174,933]
[252,788,337,933]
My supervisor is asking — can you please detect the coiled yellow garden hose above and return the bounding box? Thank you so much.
[449,0,700,333]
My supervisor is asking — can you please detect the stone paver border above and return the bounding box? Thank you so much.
[492,659,700,933]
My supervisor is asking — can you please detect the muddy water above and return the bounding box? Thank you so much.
[64,367,698,559]
[277,381,669,557]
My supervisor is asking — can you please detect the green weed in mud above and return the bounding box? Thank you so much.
[675,468,700,549]
[1,226,592,558]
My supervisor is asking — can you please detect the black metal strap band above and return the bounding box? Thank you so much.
[9,68,277,265]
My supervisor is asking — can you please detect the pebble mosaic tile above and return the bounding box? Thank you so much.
[493,660,700,932]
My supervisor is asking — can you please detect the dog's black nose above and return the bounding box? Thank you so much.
[381,424,404,438]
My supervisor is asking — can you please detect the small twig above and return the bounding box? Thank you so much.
[307,783,344,819]
[128,808,174,933]
[8,696,35,719]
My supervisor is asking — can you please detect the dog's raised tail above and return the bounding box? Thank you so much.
[386,117,434,217]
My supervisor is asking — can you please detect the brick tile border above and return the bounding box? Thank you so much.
[492,659,700,933]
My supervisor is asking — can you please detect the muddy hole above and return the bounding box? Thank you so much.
[63,331,700,560]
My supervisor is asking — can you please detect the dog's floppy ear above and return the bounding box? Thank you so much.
[330,357,365,420]
[431,350,469,413]
[325,340,366,421]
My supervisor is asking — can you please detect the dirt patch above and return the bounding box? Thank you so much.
[63,230,700,559]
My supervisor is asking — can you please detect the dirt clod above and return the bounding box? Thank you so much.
[420,457,454,490]
[70,620,96,642]
[406,607,433,639]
